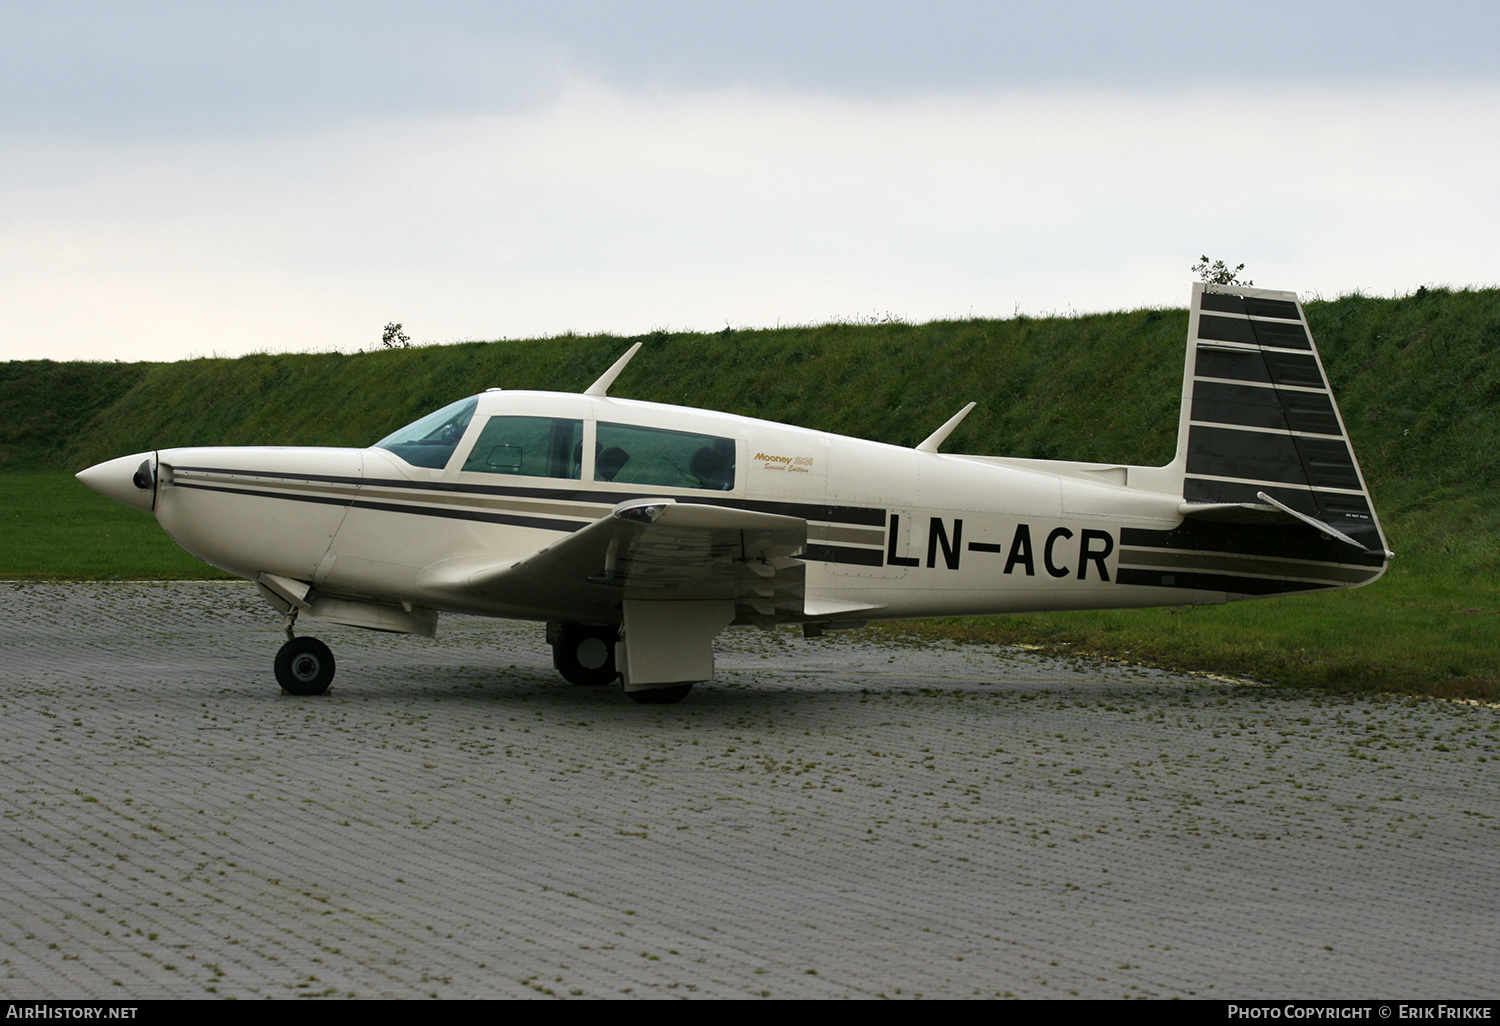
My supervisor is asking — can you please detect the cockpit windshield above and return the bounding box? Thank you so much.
[373,397,478,469]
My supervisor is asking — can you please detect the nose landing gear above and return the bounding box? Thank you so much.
[274,612,335,695]
[275,636,335,695]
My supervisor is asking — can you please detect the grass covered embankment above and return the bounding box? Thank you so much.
[4,287,1498,698]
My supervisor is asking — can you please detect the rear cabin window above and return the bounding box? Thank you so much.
[373,397,478,470]
[595,422,735,490]
[461,416,583,479]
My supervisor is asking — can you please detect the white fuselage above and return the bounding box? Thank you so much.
[139,388,1216,628]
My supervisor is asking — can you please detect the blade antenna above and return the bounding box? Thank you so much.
[584,342,644,396]
[916,402,976,452]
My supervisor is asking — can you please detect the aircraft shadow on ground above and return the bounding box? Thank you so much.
[293,661,873,711]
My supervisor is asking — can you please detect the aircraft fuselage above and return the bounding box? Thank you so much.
[130,390,1224,628]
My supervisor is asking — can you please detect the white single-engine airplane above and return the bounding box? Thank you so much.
[78,285,1390,703]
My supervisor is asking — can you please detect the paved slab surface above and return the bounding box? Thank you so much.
[1,581,1497,999]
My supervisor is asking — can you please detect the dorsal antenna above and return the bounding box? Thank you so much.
[916,402,976,452]
[584,342,643,396]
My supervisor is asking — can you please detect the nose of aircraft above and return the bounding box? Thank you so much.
[76,451,158,512]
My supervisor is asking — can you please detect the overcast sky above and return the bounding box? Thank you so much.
[4,0,1498,363]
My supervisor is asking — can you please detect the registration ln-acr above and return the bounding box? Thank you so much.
[77,285,1390,703]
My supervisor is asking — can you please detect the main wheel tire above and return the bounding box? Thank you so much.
[552,623,620,686]
[627,683,694,704]
[274,636,335,695]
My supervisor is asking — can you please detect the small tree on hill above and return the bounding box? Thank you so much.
[1191,256,1253,287]
[381,322,412,349]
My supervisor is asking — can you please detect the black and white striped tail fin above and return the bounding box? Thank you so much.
[1134,284,1390,595]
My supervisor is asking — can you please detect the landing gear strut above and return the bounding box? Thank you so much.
[549,622,620,686]
[275,636,335,695]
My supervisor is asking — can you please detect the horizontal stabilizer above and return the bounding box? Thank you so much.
[1251,490,1382,554]
[1178,501,1289,525]
[1178,493,1386,556]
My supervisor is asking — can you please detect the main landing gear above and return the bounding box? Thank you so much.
[275,613,335,695]
[547,622,695,703]
[549,622,620,687]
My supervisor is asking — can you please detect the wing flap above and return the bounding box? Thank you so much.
[421,499,814,623]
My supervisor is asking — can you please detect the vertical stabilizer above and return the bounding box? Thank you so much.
[1173,283,1388,561]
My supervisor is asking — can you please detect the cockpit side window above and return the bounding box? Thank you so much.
[460,416,583,479]
[373,397,478,470]
[596,422,735,490]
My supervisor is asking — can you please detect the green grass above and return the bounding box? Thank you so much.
[0,360,152,470]
[878,569,1500,702]
[0,471,231,580]
[47,314,1190,473]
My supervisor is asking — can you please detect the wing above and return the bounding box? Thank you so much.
[418,499,817,626]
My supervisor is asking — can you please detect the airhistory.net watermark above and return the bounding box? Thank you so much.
[5,1008,137,1020]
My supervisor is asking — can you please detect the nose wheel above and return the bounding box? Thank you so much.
[275,636,336,695]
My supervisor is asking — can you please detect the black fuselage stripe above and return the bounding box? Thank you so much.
[174,465,364,486]
[170,465,884,526]
[1116,567,1337,595]
[803,543,885,566]
[173,481,352,508]
[174,480,590,532]
[1120,523,1386,567]
[171,480,889,566]
[1118,550,1375,584]
[349,499,590,532]
[675,495,886,526]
